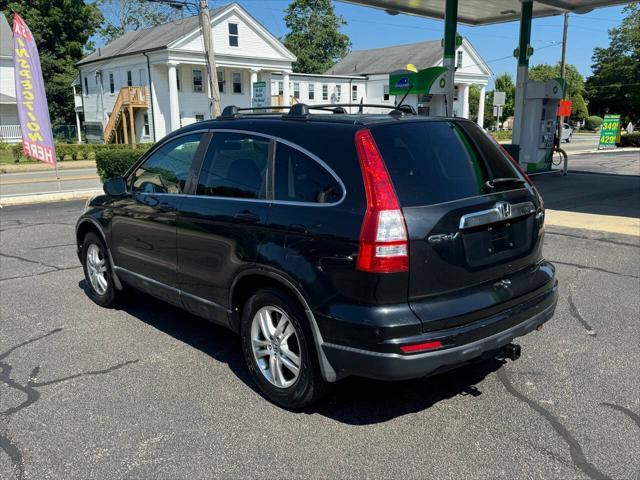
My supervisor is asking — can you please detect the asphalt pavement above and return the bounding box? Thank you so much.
[1,197,638,479]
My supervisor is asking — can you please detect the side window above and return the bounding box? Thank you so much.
[132,133,202,194]
[274,143,342,204]
[197,133,269,199]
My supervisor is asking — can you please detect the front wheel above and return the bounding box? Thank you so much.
[81,232,119,307]
[241,288,329,409]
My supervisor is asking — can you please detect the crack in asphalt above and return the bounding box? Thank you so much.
[0,266,81,283]
[31,243,76,250]
[567,292,596,337]
[546,231,640,248]
[497,368,612,480]
[0,222,75,233]
[549,259,640,279]
[601,403,640,429]
[0,329,138,480]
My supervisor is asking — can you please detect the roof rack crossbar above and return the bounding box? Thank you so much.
[218,103,417,120]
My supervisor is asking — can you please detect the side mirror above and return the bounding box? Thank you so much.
[103,177,127,197]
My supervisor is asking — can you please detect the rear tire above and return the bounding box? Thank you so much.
[240,287,329,409]
[81,232,119,308]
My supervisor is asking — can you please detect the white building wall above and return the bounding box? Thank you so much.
[0,58,16,99]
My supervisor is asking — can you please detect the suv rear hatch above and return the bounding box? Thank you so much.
[371,120,550,332]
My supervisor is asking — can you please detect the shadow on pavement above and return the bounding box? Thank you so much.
[532,172,640,218]
[79,280,503,425]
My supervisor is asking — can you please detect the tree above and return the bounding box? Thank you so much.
[528,62,588,121]
[468,84,480,123]
[1,0,103,125]
[494,73,515,119]
[97,0,179,43]
[283,0,351,74]
[585,2,640,122]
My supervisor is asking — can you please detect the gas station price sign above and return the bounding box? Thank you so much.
[598,114,621,150]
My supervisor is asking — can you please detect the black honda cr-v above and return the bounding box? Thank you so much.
[76,104,558,408]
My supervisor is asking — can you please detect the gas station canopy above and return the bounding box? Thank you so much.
[340,0,629,25]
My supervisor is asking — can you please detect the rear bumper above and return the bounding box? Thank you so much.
[321,281,557,381]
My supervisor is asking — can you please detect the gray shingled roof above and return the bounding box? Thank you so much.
[78,4,230,66]
[1,12,12,57]
[0,92,16,103]
[326,39,443,76]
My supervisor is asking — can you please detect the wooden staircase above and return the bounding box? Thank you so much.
[103,86,149,145]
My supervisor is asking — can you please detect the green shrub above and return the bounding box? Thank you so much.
[489,130,512,141]
[620,132,640,148]
[96,146,152,180]
[584,115,603,131]
[7,142,153,164]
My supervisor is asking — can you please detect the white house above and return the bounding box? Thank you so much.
[75,3,492,144]
[325,39,492,123]
[0,13,20,143]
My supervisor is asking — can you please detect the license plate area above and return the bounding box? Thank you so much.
[462,217,533,268]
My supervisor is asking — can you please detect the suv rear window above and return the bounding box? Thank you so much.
[371,121,519,207]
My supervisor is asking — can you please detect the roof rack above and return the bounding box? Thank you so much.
[218,103,416,120]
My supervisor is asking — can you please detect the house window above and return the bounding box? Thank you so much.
[383,85,390,101]
[308,83,315,100]
[228,23,239,47]
[84,76,88,95]
[176,67,181,91]
[335,85,341,101]
[109,73,114,94]
[193,69,203,93]
[453,85,459,101]
[217,70,224,93]
[322,84,328,100]
[195,113,205,122]
[277,81,283,96]
[232,72,242,93]
[143,114,150,136]
[293,82,300,99]
[127,70,133,87]
[457,51,463,68]
[352,85,358,102]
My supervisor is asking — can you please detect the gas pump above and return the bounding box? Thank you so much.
[389,66,450,116]
[515,78,565,173]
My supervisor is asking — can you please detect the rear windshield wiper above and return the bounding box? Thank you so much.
[484,177,526,192]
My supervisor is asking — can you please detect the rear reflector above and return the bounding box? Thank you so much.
[400,340,443,354]
[355,128,409,273]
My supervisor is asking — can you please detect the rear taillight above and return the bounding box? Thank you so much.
[354,129,408,273]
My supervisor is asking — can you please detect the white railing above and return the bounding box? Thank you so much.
[0,125,21,141]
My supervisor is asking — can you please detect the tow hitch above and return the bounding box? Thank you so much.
[498,343,521,361]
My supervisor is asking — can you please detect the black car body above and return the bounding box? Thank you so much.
[77,105,558,407]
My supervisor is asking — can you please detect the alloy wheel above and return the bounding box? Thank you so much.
[86,243,108,295]
[250,306,301,388]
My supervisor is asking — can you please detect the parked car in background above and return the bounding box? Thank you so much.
[561,123,573,142]
[76,103,558,409]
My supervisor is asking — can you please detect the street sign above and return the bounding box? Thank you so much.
[493,105,503,118]
[252,81,267,108]
[598,114,621,150]
[558,99,572,117]
[493,91,506,106]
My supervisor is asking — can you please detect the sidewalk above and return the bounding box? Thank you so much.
[0,159,96,174]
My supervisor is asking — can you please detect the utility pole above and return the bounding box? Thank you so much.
[557,12,569,143]
[199,0,221,118]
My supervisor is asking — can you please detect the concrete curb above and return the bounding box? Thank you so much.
[568,147,640,156]
[0,160,96,174]
[0,189,102,207]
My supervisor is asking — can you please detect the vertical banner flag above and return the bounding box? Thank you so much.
[12,12,56,166]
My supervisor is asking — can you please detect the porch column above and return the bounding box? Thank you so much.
[477,85,486,127]
[461,84,469,119]
[282,72,290,107]
[250,69,259,104]
[75,110,82,144]
[167,62,180,132]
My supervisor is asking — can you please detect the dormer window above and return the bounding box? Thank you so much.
[228,23,238,47]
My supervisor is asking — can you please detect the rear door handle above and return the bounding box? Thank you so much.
[235,211,260,224]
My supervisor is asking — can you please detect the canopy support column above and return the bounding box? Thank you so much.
[512,0,533,155]
[443,0,458,117]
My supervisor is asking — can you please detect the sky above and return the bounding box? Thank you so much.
[227,0,626,88]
